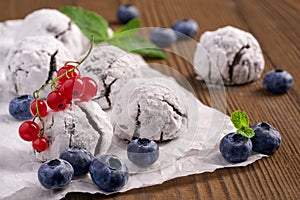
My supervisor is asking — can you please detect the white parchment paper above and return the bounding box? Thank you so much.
[0,65,266,200]
[0,18,265,198]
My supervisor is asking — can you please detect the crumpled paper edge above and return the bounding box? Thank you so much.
[0,96,266,200]
[0,31,267,199]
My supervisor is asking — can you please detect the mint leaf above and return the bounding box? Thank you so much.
[108,34,167,59]
[237,127,255,139]
[113,19,141,36]
[60,6,109,43]
[230,110,249,130]
[231,110,255,139]
[60,7,166,59]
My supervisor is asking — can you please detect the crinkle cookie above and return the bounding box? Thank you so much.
[112,78,188,142]
[14,9,89,58]
[80,45,148,110]
[194,26,265,85]
[35,101,113,162]
[0,20,22,89]
[0,20,22,66]
[4,36,73,97]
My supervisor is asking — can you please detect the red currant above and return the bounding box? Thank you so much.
[72,78,85,99]
[46,91,67,111]
[59,79,75,104]
[32,137,49,152]
[57,65,80,84]
[79,77,98,102]
[18,121,40,141]
[30,100,47,117]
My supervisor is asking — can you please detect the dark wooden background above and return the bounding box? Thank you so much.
[0,0,299,199]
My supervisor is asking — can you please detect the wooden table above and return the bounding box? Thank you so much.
[1,0,299,199]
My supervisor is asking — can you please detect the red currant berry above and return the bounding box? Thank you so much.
[30,100,47,117]
[59,79,75,104]
[32,137,49,152]
[79,77,98,102]
[72,78,85,99]
[57,65,80,84]
[46,91,67,111]
[18,121,40,141]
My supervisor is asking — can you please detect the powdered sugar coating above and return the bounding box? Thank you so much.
[4,36,73,97]
[0,20,23,90]
[35,101,113,162]
[80,45,147,110]
[14,9,89,58]
[0,20,22,67]
[194,26,265,85]
[112,78,188,142]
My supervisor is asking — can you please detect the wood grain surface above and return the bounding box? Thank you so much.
[0,0,299,199]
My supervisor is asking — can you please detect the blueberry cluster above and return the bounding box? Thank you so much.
[37,137,160,191]
[38,137,161,191]
[150,19,199,48]
[38,147,129,192]
[116,4,199,48]
[219,122,281,163]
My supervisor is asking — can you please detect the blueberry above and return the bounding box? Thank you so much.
[150,28,177,48]
[172,19,199,39]
[219,132,252,163]
[38,159,74,190]
[127,138,159,167]
[59,147,93,177]
[263,69,293,94]
[89,154,129,192]
[9,95,34,120]
[250,122,281,155]
[117,4,139,24]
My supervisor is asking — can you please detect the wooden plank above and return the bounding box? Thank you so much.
[0,0,299,199]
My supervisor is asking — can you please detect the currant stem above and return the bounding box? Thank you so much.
[31,36,94,138]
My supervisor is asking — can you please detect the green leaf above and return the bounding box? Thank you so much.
[113,18,141,36]
[230,110,249,130]
[108,34,167,59]
[60,6,109,43]
[237,127,255,139]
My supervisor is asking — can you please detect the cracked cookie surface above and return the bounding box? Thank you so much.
[112,78,188,142]
[35,101,113,162]
[4,36,73,97]
[194,26,265,85]
[14,9,89,58]
[80,45,148,110]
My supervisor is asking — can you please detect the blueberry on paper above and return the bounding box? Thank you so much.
[38,159,74,190]
[250,122,281,155]
[219,110,255,163]
[59,147,93,176]
[172,18,199,39]
[219,132,252,163]
[263,69,293,94]
[89,154,129,192]
[117,4,139,24]
[127,138,159,167]
[150,28,177,48]
[9,95,34,120]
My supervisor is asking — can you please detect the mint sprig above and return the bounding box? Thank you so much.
[60,6,109,43]
[59,6,167,59]
[230,110,255,139]
[108,34,168,59]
